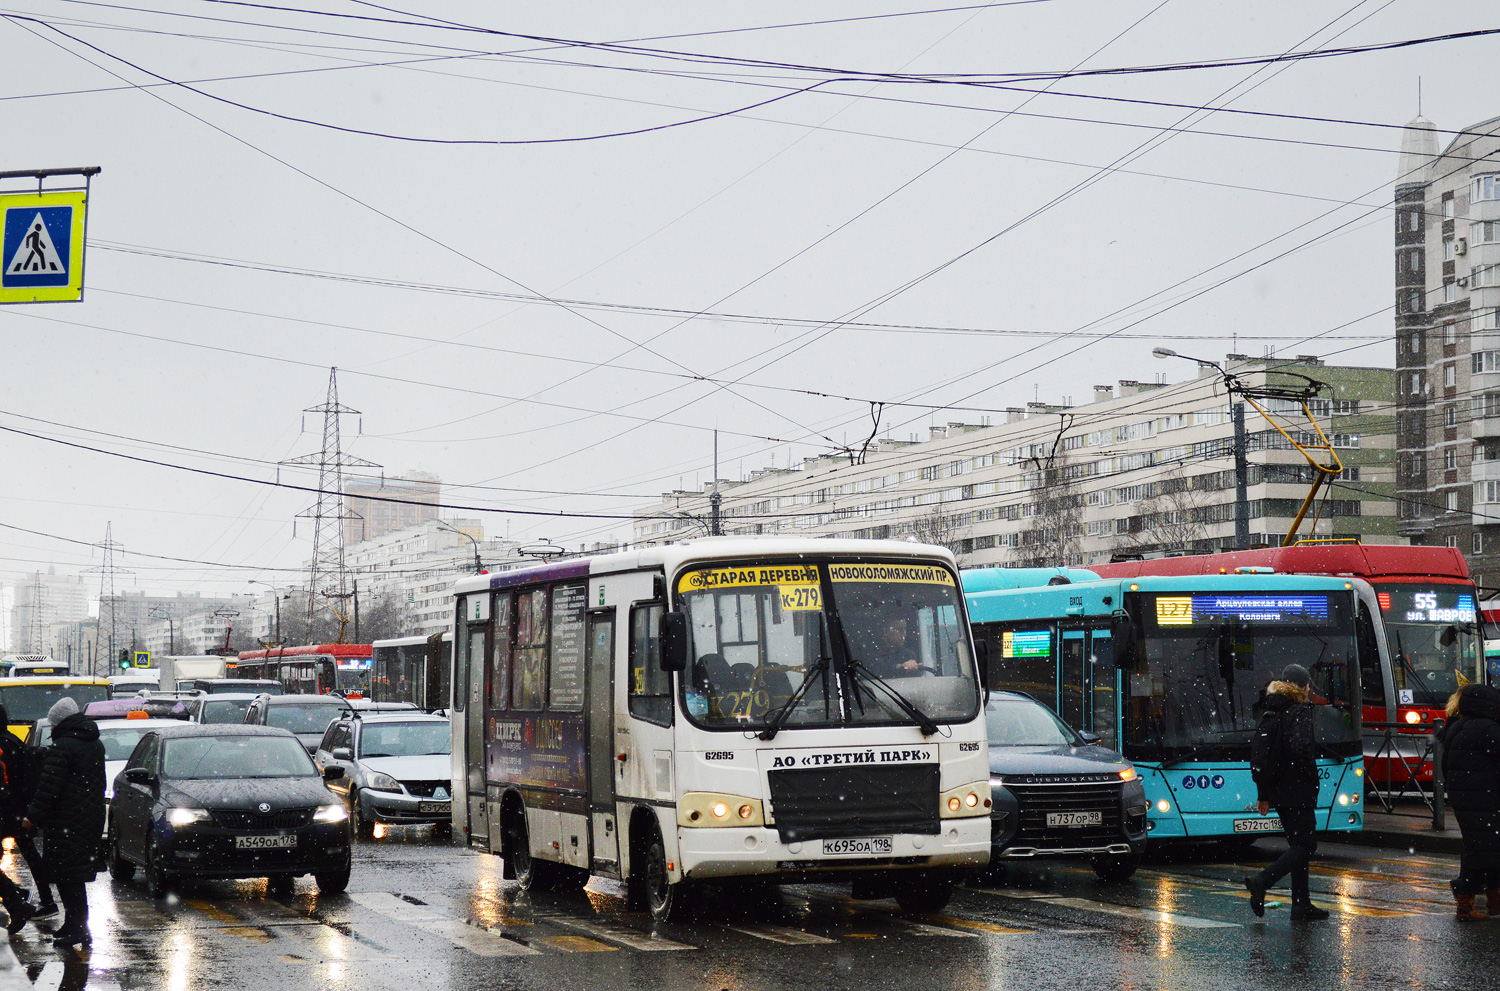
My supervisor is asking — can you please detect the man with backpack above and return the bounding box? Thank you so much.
[1243,663,1330,922]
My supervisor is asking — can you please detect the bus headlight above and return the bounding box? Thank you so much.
[1405,710,1422,725]
[678,793,763,828]
[1337,794,1350,806]
[940,782,991,817]
[1156,799,1171,813]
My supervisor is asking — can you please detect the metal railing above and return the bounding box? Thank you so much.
[1363,720,1446,830]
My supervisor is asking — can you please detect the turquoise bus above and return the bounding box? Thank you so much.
[962,569,1367,842]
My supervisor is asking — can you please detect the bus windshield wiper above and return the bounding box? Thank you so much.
[846,661,939,737]
[758,651,831,742]
[1393,628,1443,705]
[1159,740,1237,770]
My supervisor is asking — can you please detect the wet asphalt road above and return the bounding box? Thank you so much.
[6,827,1492,991]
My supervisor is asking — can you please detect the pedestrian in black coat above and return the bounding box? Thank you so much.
[0,705,58,922]
[22,698,105,948]
[1439,683,1500,920]
[1243,663,1330,922]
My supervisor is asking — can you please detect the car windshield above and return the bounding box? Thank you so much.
[678,560,979,731]
[99,726,154,761]
[1375,584,1480,705]
[1122,590,1362,760]
[266,702,345,734]
[359,722,450,758]
[163,735,316,778]
[986,698,1078,747]
[201,699,253,725]
[0,684,109,722]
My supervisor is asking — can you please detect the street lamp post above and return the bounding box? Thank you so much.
[1153,348,1251,551]
[436,520,483,572]
[150,606,175,655]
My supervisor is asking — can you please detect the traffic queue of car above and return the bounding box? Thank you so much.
[1,676,456,900]
[7,665,1152,903]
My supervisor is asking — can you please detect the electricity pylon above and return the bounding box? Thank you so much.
[281,369,378,643]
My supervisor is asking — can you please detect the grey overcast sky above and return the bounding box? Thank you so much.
[0,0,1492,596]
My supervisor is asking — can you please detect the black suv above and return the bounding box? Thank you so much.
[243,694,351,753]
[986,692,1149,881]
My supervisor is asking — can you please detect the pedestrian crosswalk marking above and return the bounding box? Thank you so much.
[922,914,1028,935]
[351,892,538,957]
[535,914,695,951]
[726,923,837,944]
[973,887,1240,929]
[533,934,618,952]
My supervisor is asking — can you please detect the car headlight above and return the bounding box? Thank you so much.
[365,772,401,792]
[1118,766,1137,782]
[166,807,211,827]
[989,776,1004,790]
[313,803,349,823]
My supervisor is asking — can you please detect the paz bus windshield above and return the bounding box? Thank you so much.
[678,560,980,731]
[1122,590,1361,761]
[1375,584,1480,706]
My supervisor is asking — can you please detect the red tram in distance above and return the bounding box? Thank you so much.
[233,643,374,697]
[1090,544,1481,785]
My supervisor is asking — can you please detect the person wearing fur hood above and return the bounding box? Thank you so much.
[1243,664,1329,921]
[1439,683,1500,920]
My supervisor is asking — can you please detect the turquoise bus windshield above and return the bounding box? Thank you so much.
[1122,590,1361,761]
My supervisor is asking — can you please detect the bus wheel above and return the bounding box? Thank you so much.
[892,872,955,914]
[641,828,690,923]
[1091,851,1141,882]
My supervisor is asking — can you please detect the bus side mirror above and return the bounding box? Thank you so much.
[973,640,990,689]
[1111,610,1138,669]
[659,611,689,673]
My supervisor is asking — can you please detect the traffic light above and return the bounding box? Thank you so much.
[119,648,131,670]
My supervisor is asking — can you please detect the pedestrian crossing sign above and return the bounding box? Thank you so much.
[0,189,88,303]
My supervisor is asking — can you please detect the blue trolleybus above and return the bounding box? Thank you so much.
[962,569,1367,842]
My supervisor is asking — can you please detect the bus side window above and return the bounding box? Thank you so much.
[490,594,512,710]
[512,588,549,710]
[629,603,672,726]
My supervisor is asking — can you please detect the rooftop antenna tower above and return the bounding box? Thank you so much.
[85,523,131,677]
[281,368,379,643]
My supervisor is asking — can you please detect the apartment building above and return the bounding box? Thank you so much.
[634,357,1397,567]
[1393,114,1500,588]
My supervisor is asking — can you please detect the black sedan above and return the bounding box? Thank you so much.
[107,724,352,897]
[986,692,1149,881]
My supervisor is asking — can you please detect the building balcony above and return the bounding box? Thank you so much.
[1473,458,1500,484]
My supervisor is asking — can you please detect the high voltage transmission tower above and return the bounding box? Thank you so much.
[282,368,378,643]
[85,522,130,677]
[26,573,45,653]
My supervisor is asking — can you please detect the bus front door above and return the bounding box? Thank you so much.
[586,609,619,871]
[465,624,488,846]
[1062,630,1086,730]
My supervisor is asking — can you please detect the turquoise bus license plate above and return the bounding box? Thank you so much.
[1233,818,1282,833]
[823,836,893,856]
